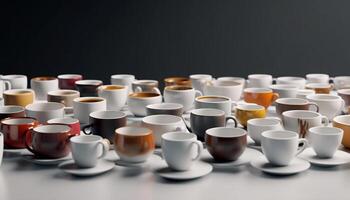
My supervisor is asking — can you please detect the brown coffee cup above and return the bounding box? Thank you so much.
[75,80,103,97]
[306,83,333,94]
[0,106,25,121]
[275,98,319,116]
[164,77,191,87]
[47,90,80,107]
[3,89,34,107]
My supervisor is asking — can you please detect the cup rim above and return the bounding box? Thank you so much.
[306,73,329,78]
[236,103,265,111]
[244,87,272,93]
[1,117,37,126]
[31,76,57,82]
[57,74,83,79]
[277,76,305,81]
[0,105,25,114]
[111,74,135,79]
[262,130,298,140]
[208,80,242,87]
[282,110,320,119]
[70,135,102,144]
[306,83,331,89]
[248,74,272,79]
[333,115,350,126]
[164,85,193,91]
[73,97,106,103]
[269,84,298,90]
[132,79,158,85]
[25,102,65,112]
[189,74,212,79]
[142,114,182,125]
[48,89,80,96]
[275,98,308,105]
[0,74,26,79]
[47,117,79,125]
[191,108,225,116]
[306,94,342,101]
[115,126,152,136]
[162,132,197,141]
[195,95,231,103]
[75,80,103,85]
[33,124,71,134]
[3,89,34,96]
[206,127,247,138]
[337,89,350,95]
[98,84,126,91]
[309,126,343,136]
[146,103,183,110]
[247,118,280,126]
[90,110,126,119]
[128,92,161,99]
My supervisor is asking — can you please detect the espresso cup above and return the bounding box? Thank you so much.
[235,104,266,127]
[164,77,191,87]
[333,115,350,148]
[205,127,247,161]
[127,92,162,117]
[26,124,76,158]
[97,85,128,111]
[114,126,155,163]
[0,117,39,149]
[47,90,80,107]
[73,97,107,124]
[203,80,244,101]
[30,76,59,100]
[333,76,350,90]
[0,80,11,96]
[190,74,213,93]
[195,95,232,116]
[3,89,34,107]
[247,118,283,145]
[164,85,202,111]
[58,74,83,90]
[243,88,279,108]
[141,114,187,146]
[75,80,103,97]
[161,132,203,171]
[261,130,308,166]
[190,108,237,141]
[337,89,350,113]
[306,83,333,94]
[0,75,27,89]
[0,105,25,121]
[275,98,319,116]
[111,74,135,94]
[247,74,273,88]
[70,135,109,168]
[25,102,65,123]
[269,84,298,98]
[83,111,127,143]
[306,94,344,120]
[308,126,343,158]
[132,80,160,94]
[146,103,184,116]
[306,73,330,84]
[282,110,329,138]
[276,76,306,89]
[296,89,315,99]
[47,117,81,136]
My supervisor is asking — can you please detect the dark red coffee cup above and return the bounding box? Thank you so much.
[58,74,83,90]
[47,117,81,136]
[0,106,25,121]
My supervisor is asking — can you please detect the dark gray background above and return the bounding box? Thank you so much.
[2,0,350,83]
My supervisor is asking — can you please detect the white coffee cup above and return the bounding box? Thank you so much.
[269,84,298,98]
[97,85,128,111]
[247,118,283,145]
[164,85,202,111]
[127,92,162,117]
[204,80,243,101]
[0,80,11,97]
[161,132,203,171]
[73,97,107,124]
[0,97,3,106]
[333,76,350,90]
[282,110,329,138]
[195,95,232,116]
[70,135,109,168]
[190,74,213,93]
[276,76,306,89]
[217,77,246,88]
[308,126,343,158]
[142,114,187,146]
[296,89,316,99]
[306,73,330,84]
[31,77,59,100]
[25,102,65,123]
[0,132,3,166]
[0,75,27,89]
[247,74,273,88]
[110,74,135,94]
[261,130,308,166]
[132,80,160,94]
[306,94,345,120]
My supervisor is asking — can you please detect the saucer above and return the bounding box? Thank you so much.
[155,161,213,180]
[250,155,310,175]
[21,152,72,165]
[115,154,163,168]
[201,148,262,168]
[299,148,350,167]
[58,160,115,176]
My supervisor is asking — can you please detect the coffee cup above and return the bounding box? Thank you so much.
[308,126,343,158]
[204,80,243,101]
[306,73,330,84]
[205,127,247,161]
[306,83,333,94]
[282,110,329,138]
[3,89,34,107]
[114,126,155,163]
[0,98,2,106]
[30,76,59,100]
[296,89,315,99]
[247,118,283,145]
[235,103,266,127]
[111,74,135,94]
[0,80,11,96]
[47,90,80,107]
[0,75,27,89]
[70,135,109,168]
[333,76,350,90]
[47,117,81,136]
[190,108,237,141]
[58,74,83,90]
[146,103,184,116]
[276,76,306,89]
[0,105,25,121]
[73,97,107,124]
[217,77,246,88]
[190,74,213,93]
[161,132,203,171]
[275,98,319,116]
[26,124,76,158]
[269,84,298,98]
[337,89,350,113]
[142,114,187,146]
[0,132,3,166]
[164,85,202,111]
[0,117,39,149]
[127,92,162,117]
[261,130,308,166]
[333,115,350,148]
[83,111,127,143]
[25,102,65,123]
[195,95,232,116]
[247,74,273,88]
[306,94,344,120]
[243,88,279,108]
[75,80,103,97]
[164,77,191,87]
[97,85,128,111]
[132,80,160,94]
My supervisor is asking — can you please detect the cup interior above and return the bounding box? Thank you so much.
[276,98,308,105]
[309,126,343,136]
[32,76,57,81]
[1,117,36,125]
[47,117,78,124]
[34,124,70,134]
[270,84,298,90]
[236,104,264,111]
[147,103,183,110]
[244,88,272,93]
[248,118,280,126]
[26,102,64,111]
[333,115,350,126]
[196,96,230,103]
[165,85,193,91]
[1,75,26,79]
[212,80,241,87]
[76,97,105,103]
[90,110,126,119]
[283,110,319,118]
[206,127,246,138]
[143,114,182,125]
[262,130,297,140]
[115,126,151,136]
[100,85,125,90]
[297,89,315,95]
[133,80,158,85]
[71,135,101,143]
[129,92,160,98]
[48,90,79,96]
[4,89,33,95]
[162,132,196,141]
[307,94,341,101]
[0,106,24,113]
[337,89,350,95]
[191,108,225,116]
[278,76,304,81]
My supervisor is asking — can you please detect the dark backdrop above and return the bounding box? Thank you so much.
[2,0,350,83]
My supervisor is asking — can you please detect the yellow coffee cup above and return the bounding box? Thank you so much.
[3,89,35,107]
[235,103,266,127]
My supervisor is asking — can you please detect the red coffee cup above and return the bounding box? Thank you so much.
[0,117,39,149]
[47,117,81,136]
[57,74,83,90]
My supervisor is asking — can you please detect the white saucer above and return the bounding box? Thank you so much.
[250,155,310,175]
[299,148,350,167]
[201,148,262,168]
[21,152,72,165]
[58,160,115,176]
[155,161,213,180]
[115,154,163,168]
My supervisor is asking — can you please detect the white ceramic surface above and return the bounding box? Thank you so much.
[306,94,344,120]
[195,95,232,116]
[127,94,162,117]
[164,87,202,111]
[98,85,128,111]
[190,74,213,93]
[299,148,350,167]
[308,126,343,158]
[270,84,298,98]
[73,97,106,124]
[110,74,135,94]
[247,74,273,88]
[276,76,306,89]
[0,75,27,89]
[247,118,283,145]
[155,161,212,180]
[58,159,115,176]
[306,74,330,84]
[31,78,59,100]
[203,80,243,102]
[25,102,65,123]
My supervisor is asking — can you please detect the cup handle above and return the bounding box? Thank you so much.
[4,81,11,90]
[191,140,203,161]
[272,77,277,84]
[97,139,110,159]
[194,90,202,97]
[225,116,238,128]
[296,138,308,156]
[271,93,279,103]
[134,86,142,93]
[82,124,93,135]
[321,115,329,126]
[308,102,319,112]
[152,87,161,94]
[24,129,35,154]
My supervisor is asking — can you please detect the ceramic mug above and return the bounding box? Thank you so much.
[247,74,273,88]
[30,76,59,100]
[189,74,213,93]
[75,80,103,97]
[164,77,191,87]
[306,83,333,94]
[276,76,306,89]
[247,118,283,145]
[47,90,80,107]
[203,80,243,102]
[58,74,83,90]
[235,103,266,127]
[308,126,343,158]
[337,89,350,113]
[0,80,11,96]
[306,94,344,120]
[73,97,107,124]
[205,127,247,161]
[110,74,135,94]
[0,105,25,121]
[195,95,232,116]
[127,92,162,117]
[275,98,319,116]
[97,85,128,111]
[47,117,81,136]
[333,115,350,148]
[132,80,160,94]
[114,126,155,163]
[243,88,279,108]
[146,103,184,117]
[164,85,202,111]
[269,84,298,98]
[333,76,350,90]
[3,89,34,107]
[306,73,330,84]
[25,102,65,123]
[161,132,203,171]
[0,75,27,89]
